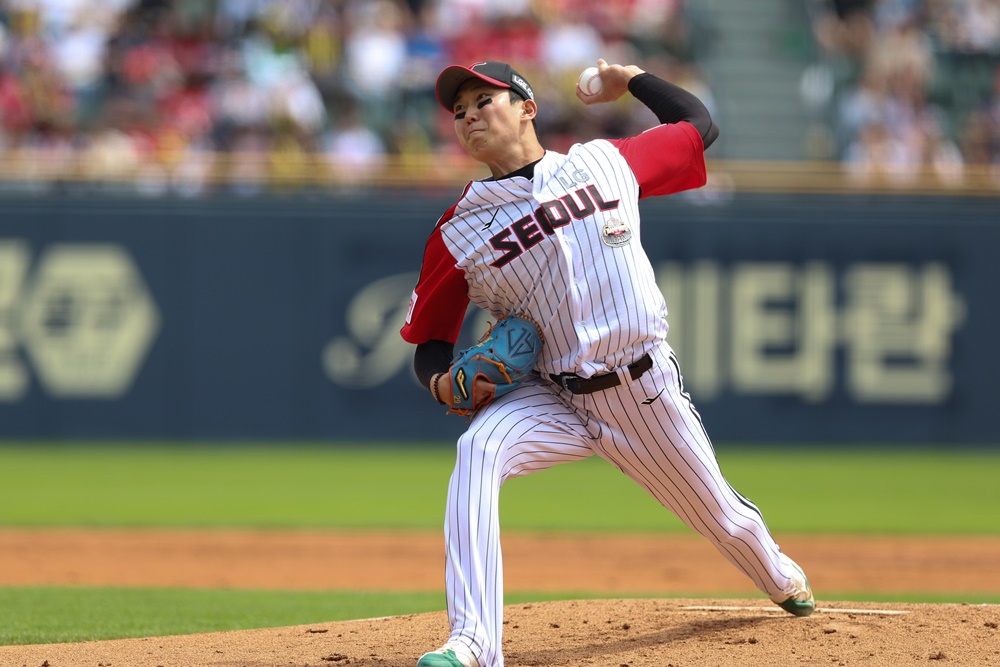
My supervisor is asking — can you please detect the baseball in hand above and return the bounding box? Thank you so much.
[578,66,603,96]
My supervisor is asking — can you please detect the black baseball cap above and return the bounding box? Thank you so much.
[435,61,535,111]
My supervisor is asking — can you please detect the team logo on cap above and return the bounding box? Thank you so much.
[601,218,632,247]
[511,74,533,99]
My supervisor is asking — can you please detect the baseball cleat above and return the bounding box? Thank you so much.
[772,558,815,617]
[417,646,480,667]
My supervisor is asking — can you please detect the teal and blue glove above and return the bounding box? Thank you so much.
[447,314,544,416]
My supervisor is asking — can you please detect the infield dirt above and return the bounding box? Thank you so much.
[0,529,997,666]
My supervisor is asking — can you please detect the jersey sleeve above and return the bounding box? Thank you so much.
[400,207,470,345]
[609,121,707,199]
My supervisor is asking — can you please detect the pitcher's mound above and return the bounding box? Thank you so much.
[2,598,997,666]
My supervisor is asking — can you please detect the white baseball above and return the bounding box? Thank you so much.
[578,66,602,96]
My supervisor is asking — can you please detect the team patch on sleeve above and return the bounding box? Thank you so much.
[405,290,417,324]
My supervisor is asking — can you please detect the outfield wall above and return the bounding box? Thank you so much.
[0,192,996,443]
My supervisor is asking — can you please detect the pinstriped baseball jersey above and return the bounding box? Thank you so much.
[403,115,812,667]
[401,121,705,379]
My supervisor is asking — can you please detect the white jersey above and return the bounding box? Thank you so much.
[401,120,811,667]
[402,121,706,378]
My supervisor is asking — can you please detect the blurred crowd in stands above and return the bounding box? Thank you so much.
[0,0,712,193]
[0,0,996,193]
[808,0,1000,182]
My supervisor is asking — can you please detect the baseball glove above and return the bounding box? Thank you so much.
[447,314,544,416]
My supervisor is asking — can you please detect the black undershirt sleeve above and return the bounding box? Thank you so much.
[627,72,719,149]
[414,339,455,387]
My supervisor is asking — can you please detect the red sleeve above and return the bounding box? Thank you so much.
[400,205,470,345]
[609,121,707,199]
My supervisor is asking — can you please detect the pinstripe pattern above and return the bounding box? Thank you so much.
[420,134,804,667]
[443,378,594,667]
[441,141,666,379]
[442,348,798,667]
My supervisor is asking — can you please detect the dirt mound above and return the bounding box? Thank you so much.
[1,530,999,666]
[1,598,997,666]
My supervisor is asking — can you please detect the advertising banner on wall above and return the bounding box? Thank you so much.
[0,192,995,443]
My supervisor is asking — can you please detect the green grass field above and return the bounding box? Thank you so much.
[1,442,998,645]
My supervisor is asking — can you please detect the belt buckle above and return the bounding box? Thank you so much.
[555,374,577,392]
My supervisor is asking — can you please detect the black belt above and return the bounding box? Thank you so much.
[549,353,653,395]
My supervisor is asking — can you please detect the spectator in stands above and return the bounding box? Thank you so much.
[343,0,408,145]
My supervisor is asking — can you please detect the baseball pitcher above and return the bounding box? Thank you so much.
[400,58,815,667]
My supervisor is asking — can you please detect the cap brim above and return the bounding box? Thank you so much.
[435,66,510,111]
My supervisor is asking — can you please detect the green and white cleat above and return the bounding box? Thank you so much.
[417,646,480,667]
[773,558,815,617]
